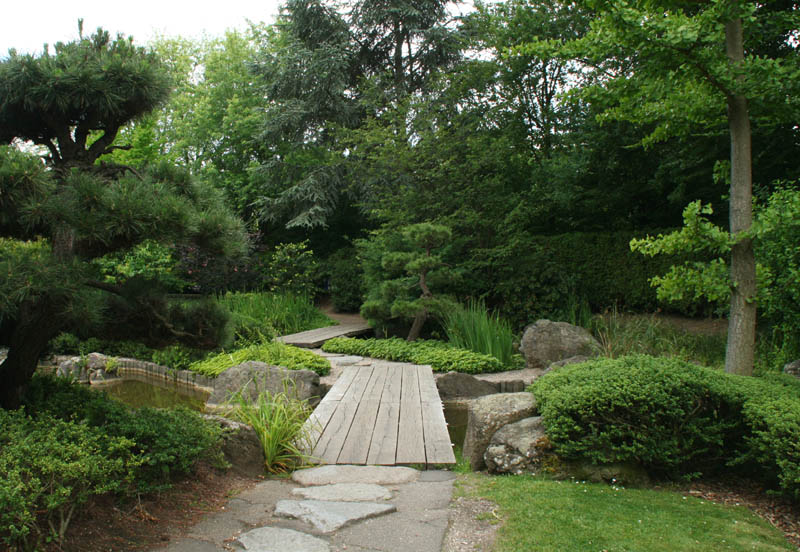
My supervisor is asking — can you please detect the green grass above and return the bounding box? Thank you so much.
[461,474,792,552]
[589,312,727,368]
[441,299,520,368]
[189,342,330,376]
[216,291,334,339]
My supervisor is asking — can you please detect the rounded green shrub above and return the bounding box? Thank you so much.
[530,355,748,477]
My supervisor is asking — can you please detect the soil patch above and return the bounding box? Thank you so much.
[48,463,258,552]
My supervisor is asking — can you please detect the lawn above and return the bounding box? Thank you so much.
[458,473,793,552]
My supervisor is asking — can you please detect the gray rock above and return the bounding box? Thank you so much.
[292,465,419,486]
[436,371,498,400]
[89,368,120,384]
[520,320,600,370]
[329,356,363,366]
[547,355,592,370]
[292,483,392,502]
[202,415,264,477]
[484,416,549,475]
[462,392,537,471]
[205,361,320,406]
[236,527,330,552]
[57,352,116,383]
[784,360,800,378]
[274,500,396,533]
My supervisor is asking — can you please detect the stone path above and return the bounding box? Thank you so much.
[156,465,455,552]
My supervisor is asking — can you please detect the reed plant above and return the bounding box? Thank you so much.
[441,299,518,368]
[228,384,315,474]
[217,291,333,340]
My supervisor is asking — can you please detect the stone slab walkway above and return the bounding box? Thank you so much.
[154,465,455,552]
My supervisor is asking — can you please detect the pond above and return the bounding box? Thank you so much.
[443,400,468,450]
[94,376,209,411]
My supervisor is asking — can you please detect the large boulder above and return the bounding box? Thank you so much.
[203,414,264,477]
[484,416,549,475]
[462,392,537,471]
[206,361,320,407]
[520,320,600,370]
[436,371,498,400]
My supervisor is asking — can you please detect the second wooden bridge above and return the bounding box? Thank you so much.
[306,361,456,466]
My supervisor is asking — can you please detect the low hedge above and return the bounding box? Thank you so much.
[3,376,225,550]
[189,341,331,377]
[322,337,505,373]
[530,355,800,499]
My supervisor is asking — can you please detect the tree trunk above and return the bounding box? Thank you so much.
[724,17,756,376]
[407,308,428,342]
[0,299,64,409]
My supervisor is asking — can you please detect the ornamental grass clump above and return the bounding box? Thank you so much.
[441,299,519,368]
[228,385,315,474]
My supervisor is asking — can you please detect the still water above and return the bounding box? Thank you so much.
[95,376,209,411]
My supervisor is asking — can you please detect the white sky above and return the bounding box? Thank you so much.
[1,0,284,56]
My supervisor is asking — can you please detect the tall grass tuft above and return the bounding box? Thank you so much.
[228,384,315,474]
[590,311,727,368]
[442,299,518,367]
[217,291,334,341]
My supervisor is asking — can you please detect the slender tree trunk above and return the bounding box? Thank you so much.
[0,299,64,409]
[724,17,756,376]
[407,309,428,342]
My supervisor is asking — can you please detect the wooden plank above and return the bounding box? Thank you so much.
[421,400,456,464]
[416,365,439,403]
[312,366,374,463]
[277,323,371,348]
[361,364,389,400]
[366,367,403,465]
[303,400,339,456]
[312,399,360,464]
[337,399,381,464]
[396,366,425,464]
[324,367,359,401]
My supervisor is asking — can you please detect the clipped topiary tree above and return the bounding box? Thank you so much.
[361,222,456,341]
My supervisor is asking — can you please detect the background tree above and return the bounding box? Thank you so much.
[533,0,800,375]
[0,27,248,409]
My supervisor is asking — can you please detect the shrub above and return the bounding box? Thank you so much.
[261,241,319,296]
[189,342,331,377]
[322,337,505,373]
[21,375,225,492]
[0,409,137,550]
[530,355,748,477]
[228,386,314,474]
[324,246,365,312]
[441,299,519,368]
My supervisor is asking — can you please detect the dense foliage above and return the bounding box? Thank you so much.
[530,356,800,498]
[322,337,506,373]
[0,376,223,550]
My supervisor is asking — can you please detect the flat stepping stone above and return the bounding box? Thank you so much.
[292,483,392,502]
[293,465,419,486]
[329,355,363,366]
[236,527,329,551]
[274,500,396,533]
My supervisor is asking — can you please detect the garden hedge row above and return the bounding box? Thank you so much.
[322,337,505,373]
[530,355,800,499]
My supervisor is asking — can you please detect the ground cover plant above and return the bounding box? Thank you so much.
[460,473,792,552]
[322,336,506,373]
[0,375,224,551]
[189,342,330,377]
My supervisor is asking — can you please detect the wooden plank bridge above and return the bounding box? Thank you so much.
[305,362,456,466]
[277,322,371,348]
